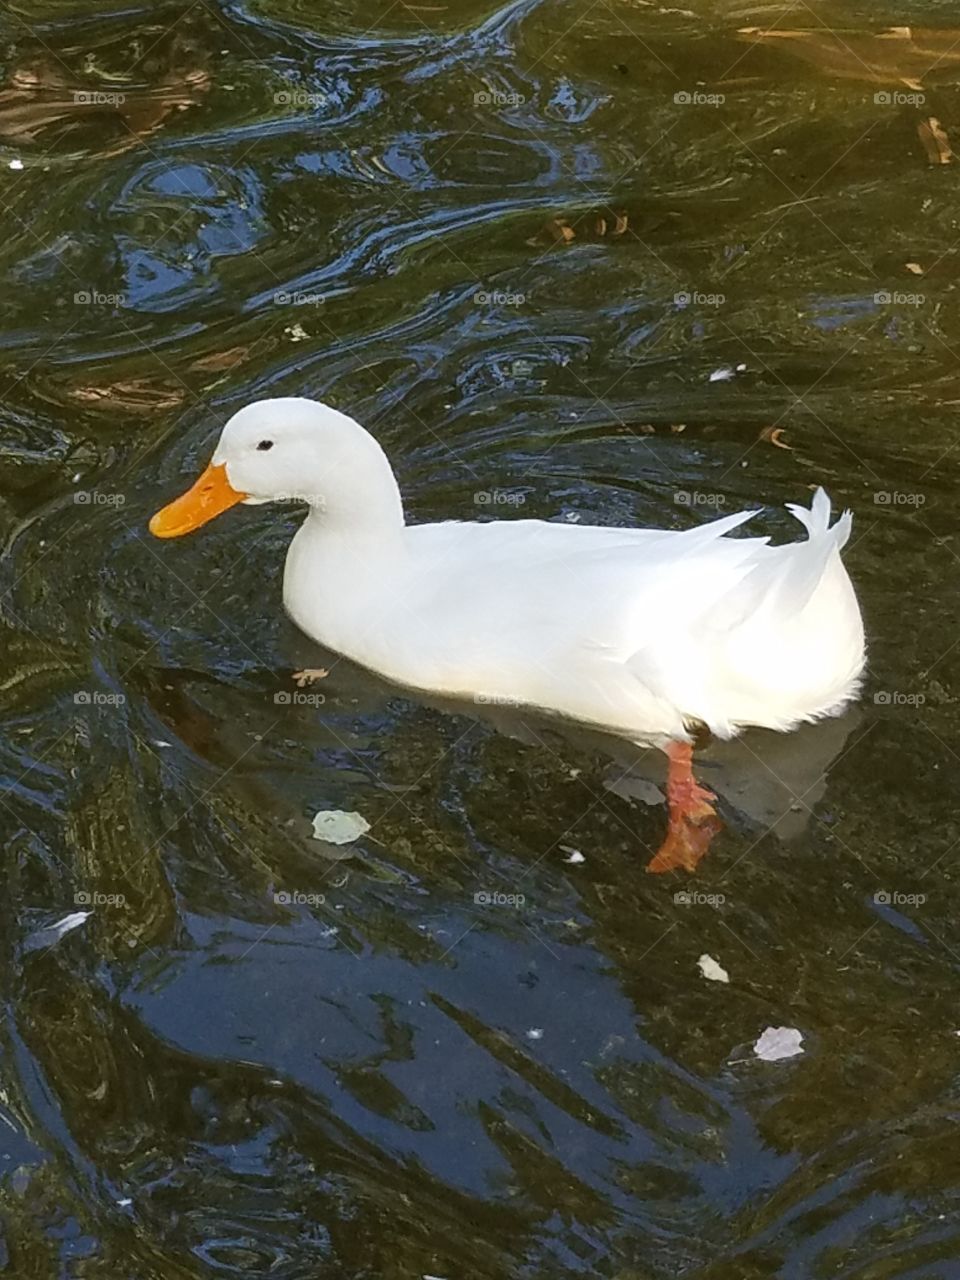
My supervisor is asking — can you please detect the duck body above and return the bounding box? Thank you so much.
[149,397,865,871]
[282,486,864,747]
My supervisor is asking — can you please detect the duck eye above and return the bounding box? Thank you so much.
[256,440,274,451]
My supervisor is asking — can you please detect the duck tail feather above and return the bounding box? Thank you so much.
[711,490,853,630]
[786,487,852,548]
[681,506,762,545]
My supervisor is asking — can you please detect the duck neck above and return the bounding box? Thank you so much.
[303,462,406,546]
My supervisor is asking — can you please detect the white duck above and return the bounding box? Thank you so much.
[150,397,865,872]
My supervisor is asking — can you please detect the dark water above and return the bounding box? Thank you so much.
[2,1,960,1275]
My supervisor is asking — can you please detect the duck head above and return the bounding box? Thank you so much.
[149,397,403,537]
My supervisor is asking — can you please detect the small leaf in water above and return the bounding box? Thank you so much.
[918,116,954,165]
[698,953,730,983]
[311,809,370,844]
[754,1025,804,1061]
[759,425,792,449]
[541,216,575,243]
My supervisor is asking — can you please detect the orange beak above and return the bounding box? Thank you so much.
[149,462,247,538]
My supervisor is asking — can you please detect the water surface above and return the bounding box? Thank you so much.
[2,1,960,1276]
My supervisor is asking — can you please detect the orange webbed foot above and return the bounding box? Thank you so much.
[646,740,723,874]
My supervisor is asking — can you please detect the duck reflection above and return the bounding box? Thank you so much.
[139,620,862,878]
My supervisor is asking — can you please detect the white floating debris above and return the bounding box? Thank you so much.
[526,1027,544,1041]
[709,362,747,383]
[47,910,89,936]
[754,1025,804,1062]
[560,845,585,864]
[697,953,729,983]
[285,322,309,342]
[311,809,370,845]
[8,159,23,171]
[25,911,91,951]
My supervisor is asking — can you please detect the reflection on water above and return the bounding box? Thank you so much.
[2,0,960,1275]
